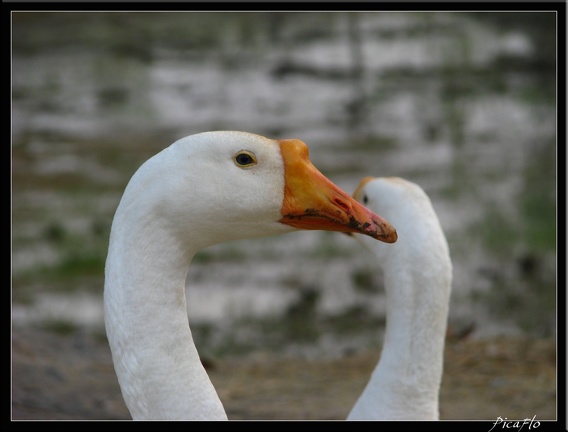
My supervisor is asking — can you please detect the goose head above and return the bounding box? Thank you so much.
[114,131,397,253]
[351,175,451,283]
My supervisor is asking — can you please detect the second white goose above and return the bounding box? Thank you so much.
[347,176,452,420]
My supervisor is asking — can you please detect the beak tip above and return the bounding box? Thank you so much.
[386,230,398,243]
[363,212,397,243]
[372,223,397,243]
[376,231,397,243]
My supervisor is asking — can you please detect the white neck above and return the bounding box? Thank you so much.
[104,208,228,420]
[348,266,450,419]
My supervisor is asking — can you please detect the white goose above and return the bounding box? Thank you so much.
[347,176,452,420]
[104,131,397,420]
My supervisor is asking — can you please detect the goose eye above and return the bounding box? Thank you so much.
[234,151,257,168]
[363,194,369,204]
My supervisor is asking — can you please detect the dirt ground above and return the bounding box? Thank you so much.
[11,326,557,422]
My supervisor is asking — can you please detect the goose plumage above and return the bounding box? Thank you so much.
[104,131,397,420]
[347,176,452,420]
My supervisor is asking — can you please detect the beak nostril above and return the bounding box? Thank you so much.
[334,198,351,212]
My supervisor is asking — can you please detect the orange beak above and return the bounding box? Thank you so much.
[278,139,397,243]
